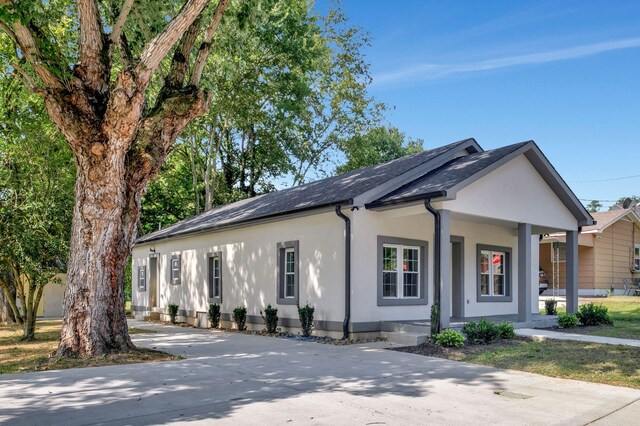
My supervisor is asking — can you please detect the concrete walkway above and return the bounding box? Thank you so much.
[516,328,640,347]
[0,320,638,425]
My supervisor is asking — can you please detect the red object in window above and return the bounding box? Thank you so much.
[403,263,407,271]
[493,254,501,265]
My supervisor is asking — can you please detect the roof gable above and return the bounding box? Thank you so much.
[581,209,640,233]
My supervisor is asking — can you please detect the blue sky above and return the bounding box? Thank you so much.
[315,0,640,209]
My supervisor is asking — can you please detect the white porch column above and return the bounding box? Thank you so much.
[566,230,579,314]
[439,209,451,329]
[518,223,532,322]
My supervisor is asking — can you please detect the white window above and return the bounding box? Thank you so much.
[138,266,146,291]
[284,248,296,298]
[208,253,222,300]
[382,244,420,299]
[634,245,640,272]
[480,250,506,296]
[171,255,181,285]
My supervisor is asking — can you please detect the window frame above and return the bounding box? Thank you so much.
[377,236,428,306]
[207,251,223,303]
[634,244,640,272]
[137,266,146,291]
[277,241,299,305]
[476,244,512,302]
[170,254,181,285]
[550,242,566,263]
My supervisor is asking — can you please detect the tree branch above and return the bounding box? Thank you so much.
[189,0,230,86]
[77,0,108,93]
[110,0,135,45]
[11,62,38,92]
[164,17,201,90]
[136,0,209,83]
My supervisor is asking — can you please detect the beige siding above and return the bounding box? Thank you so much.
[593,219,640,290]
[538,242,594,289]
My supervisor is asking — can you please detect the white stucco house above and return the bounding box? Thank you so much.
[131,138,594,338]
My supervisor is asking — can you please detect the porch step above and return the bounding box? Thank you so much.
[381,321,432,335]
[145,312,161,321]
[381,331,429,346]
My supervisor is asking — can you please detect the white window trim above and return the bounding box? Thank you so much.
[551,242,566,263]
[382,243,420,299]
[634,244,640,272]
[171,255,181,285]
[284,247,296,298]
[138,266,146,291]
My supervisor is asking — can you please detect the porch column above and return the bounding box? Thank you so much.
[518,223,532,322]
[566,230,579,314]
[439,209,451,329]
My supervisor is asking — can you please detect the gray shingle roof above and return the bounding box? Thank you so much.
[366,142,530,207]
[136,139,474,244]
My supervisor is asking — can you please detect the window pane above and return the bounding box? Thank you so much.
[493,274,505,296]
[480,251,489,273]
[383,272,397,297]
[383,246,397,271]
[492,253,504,275]
[286,250,295,273]
[635,259,640,271]
[480,274,489,295]
[403,272,418,297]
[403,248,419,272]
[285,274,295,297]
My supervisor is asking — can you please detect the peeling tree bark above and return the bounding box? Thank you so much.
[0,0,229,357]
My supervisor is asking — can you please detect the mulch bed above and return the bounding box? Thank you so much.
[391,337,529,361]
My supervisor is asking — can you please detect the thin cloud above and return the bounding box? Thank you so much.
[373,37,640,86]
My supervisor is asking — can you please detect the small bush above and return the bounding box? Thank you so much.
[544,299,558,315]
[208,303,221,329]
[233,306,247,331]
[168,303,179,324]
[434,329,464,347]
[298,303,315,337]
[497,321,516,339]
[462,318,500,345]
[260,304,279,333]
[576,302,612,326]
[557,313,579,328]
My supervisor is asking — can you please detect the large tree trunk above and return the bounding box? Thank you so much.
[57,151,135,356]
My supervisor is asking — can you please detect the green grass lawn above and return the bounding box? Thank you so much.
[462,339,640,389]
[1,320,174,375]
[542,296,640,340]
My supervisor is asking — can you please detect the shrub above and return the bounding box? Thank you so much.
[298,303,315,337]
[544,299,557,315]
[497,321,516,339]
[434,329,464,347]
[208,303,221,329]
[557,313,579,328]
[462,318,500,345]
[233,306,247,331]
[168,303,179,324]
[576,302,612,326]
[260,304,279,333]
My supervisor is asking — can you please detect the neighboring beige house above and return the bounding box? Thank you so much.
[540,209,640,296]
[132,139,593,338]
[16,273,67,317]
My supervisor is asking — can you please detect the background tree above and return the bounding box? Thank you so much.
[609,196,640,210]
[0,78,74,338]
[336,126,423,174]
[0,0,232,356]
[586,199,602,213]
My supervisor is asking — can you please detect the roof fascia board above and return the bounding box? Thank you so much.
[353,138,482,207]
[135,203,346,246]
[523,144,595,227]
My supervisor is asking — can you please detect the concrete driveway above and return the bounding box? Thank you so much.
[0,320,638,425]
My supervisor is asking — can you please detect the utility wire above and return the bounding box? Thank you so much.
[572,173,640,183]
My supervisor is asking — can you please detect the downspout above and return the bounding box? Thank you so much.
[424,191,447,335]
[335,206,351,340]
